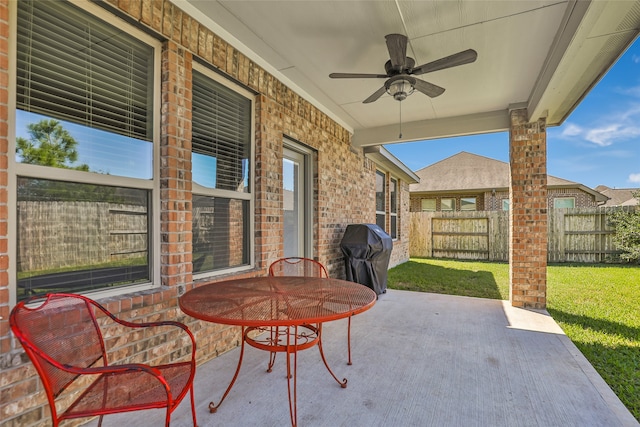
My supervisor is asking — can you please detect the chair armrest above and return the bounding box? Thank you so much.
[93,303,197,359]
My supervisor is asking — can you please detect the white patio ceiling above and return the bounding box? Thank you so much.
[179,0,640,147]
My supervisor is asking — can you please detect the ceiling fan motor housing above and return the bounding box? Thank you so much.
[384,58,416,75]
[385,75,416,101]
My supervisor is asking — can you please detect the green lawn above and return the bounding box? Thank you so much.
[387,258,640,422]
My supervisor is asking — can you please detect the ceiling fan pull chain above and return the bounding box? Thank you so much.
[399,101,403,139]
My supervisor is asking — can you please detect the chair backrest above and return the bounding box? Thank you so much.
[10,293,107,398]
[269,257,328,278]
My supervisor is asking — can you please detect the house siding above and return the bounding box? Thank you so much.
[0,1,410,424]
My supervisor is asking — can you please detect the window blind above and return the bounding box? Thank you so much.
[17,0,153,141]
[192,71,251,192]
[390,178,397,214]
[192,195,249,272]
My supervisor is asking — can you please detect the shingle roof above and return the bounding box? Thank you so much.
[410,152,607,203]
[595,185,639,206]
[410,152,577,192]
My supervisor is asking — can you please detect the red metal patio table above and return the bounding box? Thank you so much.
[179,276,377,426]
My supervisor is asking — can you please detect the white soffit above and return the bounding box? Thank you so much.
[178,0,640,146]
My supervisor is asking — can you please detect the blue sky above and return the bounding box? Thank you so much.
[385,39,640,190]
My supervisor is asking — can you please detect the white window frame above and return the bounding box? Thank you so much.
[461,197,477,211]
[283,139,315,258]
[553,197,575,209]
[390,177,398,240]
[441,198,455,211]
[191,62,255,279]
[375,170,386,231]
[421,199,436,212]
[8,0,162,306]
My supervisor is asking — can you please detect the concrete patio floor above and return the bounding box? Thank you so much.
[85,290,638,427]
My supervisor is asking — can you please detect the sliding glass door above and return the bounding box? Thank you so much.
[283,143,313,257]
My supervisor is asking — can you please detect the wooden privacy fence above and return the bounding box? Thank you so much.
[17,201,147,272]
[409,207,638,263]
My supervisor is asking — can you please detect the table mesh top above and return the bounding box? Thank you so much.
[179,276,377,326]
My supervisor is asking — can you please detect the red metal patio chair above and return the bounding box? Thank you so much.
[268,257,329,279]
[268,257,355,365]
[9,293,197,427]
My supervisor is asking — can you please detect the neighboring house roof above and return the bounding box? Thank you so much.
[410,151,607,202]
[621,198,639,206]
[595,185,639,207]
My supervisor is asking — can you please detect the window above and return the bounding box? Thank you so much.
[13,1,158,302]
[421,199,436,211]
[461,197,477,211]
[441,198,455,211]
[553,197,575,208]
[17,179,150,300]
[16,0,154,178]
[375,170,386,230]
[191,66,253,275]
[502,199,510,211]
[390,178,398,239]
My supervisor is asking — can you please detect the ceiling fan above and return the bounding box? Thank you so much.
[329,34,477,104]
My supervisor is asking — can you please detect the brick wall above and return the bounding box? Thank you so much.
[509,109,547,309]
[160,40,194,292]
[0,1,412,425]
[388,180,411,268]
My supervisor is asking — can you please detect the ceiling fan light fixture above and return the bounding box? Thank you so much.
[386,77,415,101]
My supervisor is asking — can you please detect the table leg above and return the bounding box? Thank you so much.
[347,315,353,365]
[317,323,348,388]
[267,326,279,373]
[285,325,299,427]
[208,326,247,414]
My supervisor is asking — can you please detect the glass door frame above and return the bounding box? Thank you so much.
[283,140,314,258]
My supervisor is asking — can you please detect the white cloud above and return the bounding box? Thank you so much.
[585,124,620,146]
[622,86,640,97]
[629,173,640,183]
[560,123,583,137]
[633,54,640,64]
[619,103,640,119]
[566,104,640,146]
[585,124,640,146]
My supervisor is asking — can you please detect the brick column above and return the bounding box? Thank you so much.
[509,109,547,309]
[160,41,193,293]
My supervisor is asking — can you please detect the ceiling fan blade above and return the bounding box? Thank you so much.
[363,86,388,104]
[329,72,388,79]
[413,78,445,98]
[385,34,408,70]
[411,49,478,75]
